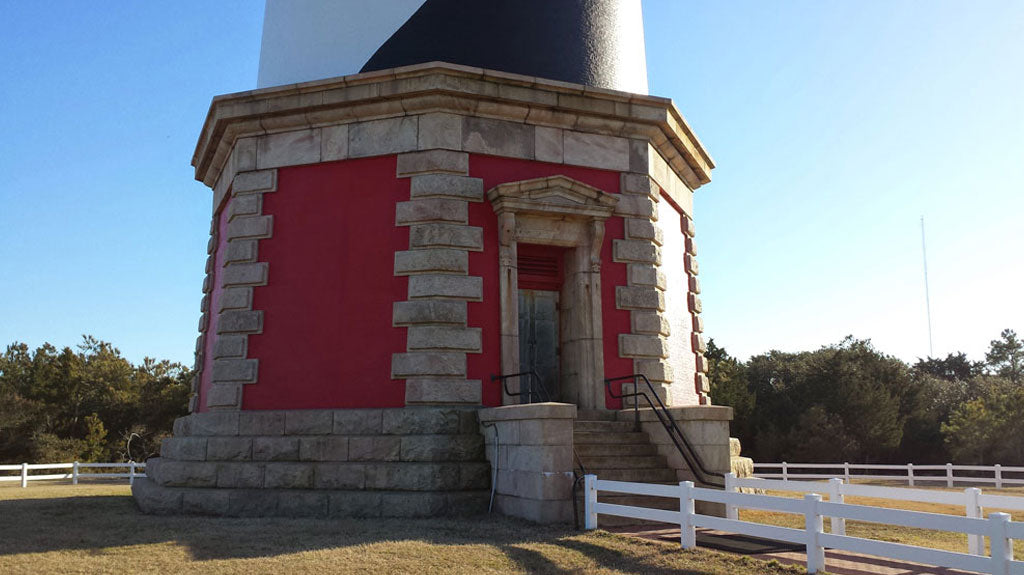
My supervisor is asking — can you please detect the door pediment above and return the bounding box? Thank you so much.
[488,175,618,220]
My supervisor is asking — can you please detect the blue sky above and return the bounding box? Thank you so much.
[1,1,1021,366]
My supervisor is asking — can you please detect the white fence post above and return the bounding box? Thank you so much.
[20,463,28,488]
[828,478,846,536]
[907,463,914,487]
[843,462,850,483]
[782,462,789,481]
[584,474,598,530]
[989,512,1012,575]
[724,472,738,520]
[995,464,1003,489]
[804,494,825,574]
[129,461,136,486]
[680,481,696,549]
[964,488,983,555]
[946,463,954,488]
[72,461,79,485]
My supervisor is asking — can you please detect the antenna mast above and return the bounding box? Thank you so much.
[920,216,934,357]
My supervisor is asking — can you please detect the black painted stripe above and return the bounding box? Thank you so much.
[360,0,646,92]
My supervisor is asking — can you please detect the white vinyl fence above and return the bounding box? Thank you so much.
[0,462,146,487]
[584,474,1024,575]
[726,473,1024,556]
[755,462,1024,488]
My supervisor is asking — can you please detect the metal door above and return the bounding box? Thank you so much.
[518,289,560,403]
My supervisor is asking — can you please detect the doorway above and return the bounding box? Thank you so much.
[518,289,559,402]
[516,244,564,403]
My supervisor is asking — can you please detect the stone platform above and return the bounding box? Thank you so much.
[134,407,491,518]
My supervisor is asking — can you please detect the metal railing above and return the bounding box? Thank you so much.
[605,373,725,488]
[490,371,550,404]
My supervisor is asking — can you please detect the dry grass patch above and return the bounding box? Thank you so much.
[0,484,803,574]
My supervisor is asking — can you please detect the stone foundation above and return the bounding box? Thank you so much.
[134,407,490,517]
[477,403,576,523]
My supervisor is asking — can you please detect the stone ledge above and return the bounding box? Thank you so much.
[193,63,713,191]
[477,402,576,422]
[173,408,483,438]
[614,405,733,422]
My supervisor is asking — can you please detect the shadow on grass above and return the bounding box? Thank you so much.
[0,495,714,573]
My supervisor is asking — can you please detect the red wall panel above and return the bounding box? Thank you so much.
[243,156,408,409]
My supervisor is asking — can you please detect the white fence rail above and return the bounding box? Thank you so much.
[755,462,1024,488]
[584,474,1024,575]
[0,462,146,487]
[726,473,1024,556]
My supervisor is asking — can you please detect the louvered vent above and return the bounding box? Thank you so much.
[518,255,560,278]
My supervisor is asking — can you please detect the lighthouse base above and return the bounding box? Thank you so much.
[133,407,491,517]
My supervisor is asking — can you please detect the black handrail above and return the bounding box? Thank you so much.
[490,371,550,404]
[605,373,725,488]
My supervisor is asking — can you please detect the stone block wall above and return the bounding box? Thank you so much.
[477,403,576,523]
[135,407,490,518]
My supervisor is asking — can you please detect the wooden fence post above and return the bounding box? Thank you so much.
[843,462,850,483]
[20,463,28,488]
[989,512,1012,575]
[995,464,1003,489]
[804,494,825,573]
[964,488,983,555]
[907,463,914,487]
[72,461,79,485]
[828,478,846,536]
[724,472,738,520]
[680,481,696,549]
[129,461,136,486]
[946,463,954,488]
[584,474,598,530]
[782,462,789,481]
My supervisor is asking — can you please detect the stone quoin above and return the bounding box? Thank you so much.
[133,0,746,523]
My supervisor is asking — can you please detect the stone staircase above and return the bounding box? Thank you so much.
[573,416,685,526]
[134,408,491,518]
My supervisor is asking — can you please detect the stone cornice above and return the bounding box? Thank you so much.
[192,62,715,190]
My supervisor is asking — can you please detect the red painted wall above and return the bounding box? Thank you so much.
[243,156,408,409]
[233,153,631,410]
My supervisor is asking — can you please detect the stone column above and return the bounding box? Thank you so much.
[391,147,486,405]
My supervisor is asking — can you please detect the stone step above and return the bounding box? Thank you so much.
[133,477,490,518]
[574,443,658,457]
[147,457,490,492]
[161,433,485,463]
[576,455,666,470]
[572,420,636,433]
[572,431,649,445]
[585,467,678,483]
[575,409,619,421]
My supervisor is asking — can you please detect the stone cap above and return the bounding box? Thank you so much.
[617,405,733,423]
[477,402,577,422]
[192,61,714,190]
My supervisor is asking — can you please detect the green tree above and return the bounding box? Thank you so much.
[0,336,190,463]
[986,329,1023,383]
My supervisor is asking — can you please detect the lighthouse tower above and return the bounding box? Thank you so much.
[133,0,733,522]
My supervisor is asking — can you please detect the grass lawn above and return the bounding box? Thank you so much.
[0,483,803,575]
[739,484,1024,560]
